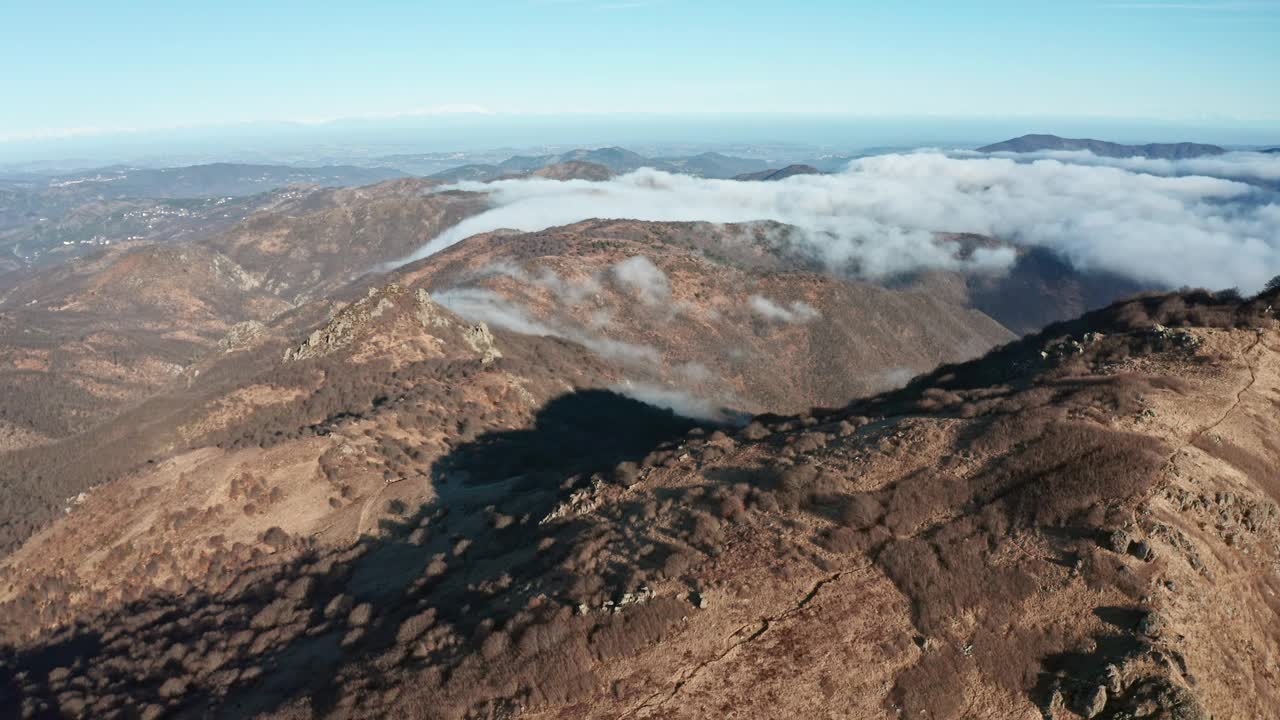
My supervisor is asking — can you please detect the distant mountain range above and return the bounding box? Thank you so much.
[5,132,1278,719]
[430,147,774,182]
[0,163,410,272]
[39,162,409,199]
[978,133,1226,159]
[653,151,772,178]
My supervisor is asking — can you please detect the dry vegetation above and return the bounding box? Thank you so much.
[0,286,1277,719]
[397,219,1021,414]
[0,180,487,447]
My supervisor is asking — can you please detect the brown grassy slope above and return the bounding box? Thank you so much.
[0,243,292,440]
[395,219,1016,414]
[0,180,487,446]
[0,284,623,562]
[0,288,1275,720]
[202,178,486,304]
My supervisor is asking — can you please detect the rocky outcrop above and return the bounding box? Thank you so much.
[284,283,501,364]
[284,285,404,361]
[218,320,267,352]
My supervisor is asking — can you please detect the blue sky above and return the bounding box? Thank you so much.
[2,0,1278,145]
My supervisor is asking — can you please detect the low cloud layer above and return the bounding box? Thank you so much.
[966,149,1280,184]
[397,152,1280,293]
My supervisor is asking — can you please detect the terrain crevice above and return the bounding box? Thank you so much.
[619,569,857,718]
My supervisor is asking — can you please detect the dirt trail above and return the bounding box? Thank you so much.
[354,486,385,539]
[1185,332,1263,451]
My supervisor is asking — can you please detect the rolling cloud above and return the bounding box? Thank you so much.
[398,152,1280,293]
[966,149,1280,184]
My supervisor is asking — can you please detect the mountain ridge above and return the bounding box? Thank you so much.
[1,286,1276,719]
[978,133,1226,159]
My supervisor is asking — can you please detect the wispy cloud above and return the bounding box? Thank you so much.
[749,295,821,324]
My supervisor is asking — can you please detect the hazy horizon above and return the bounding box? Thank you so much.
[2,112,1277,172]
[5,0,1279,169]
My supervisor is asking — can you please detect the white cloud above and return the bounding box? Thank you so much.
[431,287,660,366]
[749,295,821,323]
[610,380,742,424]
[471,259,601,305]
[873,367,918,391]
[966,148,1280,183]
[395,153,1280,293]
[611,255,671,305]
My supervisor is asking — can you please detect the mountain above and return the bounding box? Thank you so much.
[0,162,1239,718]
[496,155,559,174]
[525,161,614,181]
[427,164,506,182]
[556,147,672,174]
[0,194,1149,455]
[0,242,288,446]
[978,134,1226,159]
[1263,147,1280,154]
[733,164,822,181]
[393,219,1016,415]
[655,152,772,179]
[435,161,614,183]
[429,148,773,182]
[200,178,486,304]
[0,163,416,274]
[923,235,1152,336]
[0,189,301,271]
[0,179,487,446]
[1,286,1276,719]
[0,282,623,557]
